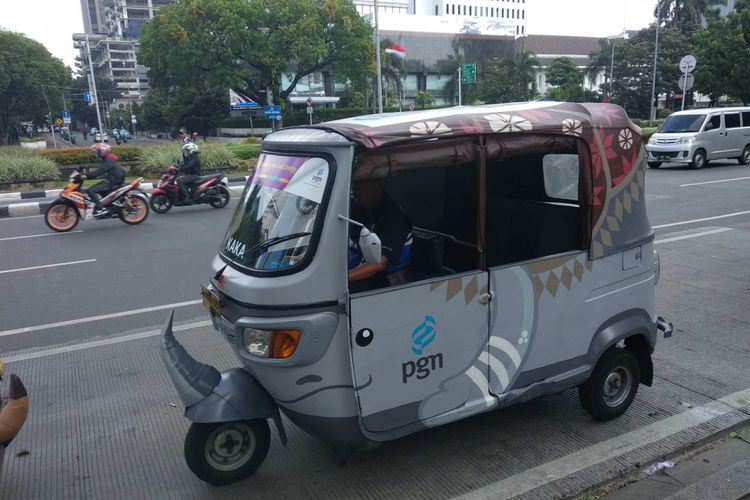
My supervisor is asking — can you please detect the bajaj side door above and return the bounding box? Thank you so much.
[349,271,492,434]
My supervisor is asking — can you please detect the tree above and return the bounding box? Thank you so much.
[607,26,691,118]
[586,39,617,91]
[656,0,727,33]
[0,30,71,145]
[139,0,373,107]
[545,57,584,101]
[692,2,750,104]
[479,51,539,104]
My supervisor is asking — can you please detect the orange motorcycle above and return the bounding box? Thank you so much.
[45,170,149,232]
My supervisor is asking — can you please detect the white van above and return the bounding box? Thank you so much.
[646,107,750,169]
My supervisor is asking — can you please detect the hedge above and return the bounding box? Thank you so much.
[132,142,240,176]
[0,147,59,182]
[229,143,262,160]
[41,145,143,165]
[641,127,657,143]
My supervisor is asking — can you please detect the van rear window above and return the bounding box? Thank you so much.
[725,113,741,129]
[742,112,750,127]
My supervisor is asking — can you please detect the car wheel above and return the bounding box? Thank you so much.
[647,161,661,169]
[691,150,707,169]
[579,347,640,421]
[738,146,750,165]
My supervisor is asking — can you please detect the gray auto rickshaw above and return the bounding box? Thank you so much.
[161,101,673,485]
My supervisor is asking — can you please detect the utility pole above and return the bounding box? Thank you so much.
[374,0,383,114]
[458,65,462,106]
[85,35,104,134]
[40,84,57,149]
[650,2,663,122]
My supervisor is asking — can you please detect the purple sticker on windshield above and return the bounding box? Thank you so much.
[251,154,309,191]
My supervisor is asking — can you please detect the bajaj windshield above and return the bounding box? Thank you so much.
[220,153,330,272]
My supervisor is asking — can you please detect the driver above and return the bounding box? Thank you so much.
[176,127,202,201]
[348,173,413,293]
[84,143,125,215]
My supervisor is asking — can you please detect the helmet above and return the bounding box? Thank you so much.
[178,127,189,135]
[181,141,199,155]
[89,143,112,158]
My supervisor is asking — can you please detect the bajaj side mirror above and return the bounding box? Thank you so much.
[338,215,382,265]
[358,227,382,265]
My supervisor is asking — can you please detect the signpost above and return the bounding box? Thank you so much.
[83,91,91,103]
[306,97,313,125]
[263,105,282,129]
[678,55,696,111]
[62,109,71,125]
[457,62,476,106]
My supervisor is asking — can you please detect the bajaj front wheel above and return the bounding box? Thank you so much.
[45,201,79,232]
[184,419,270,486]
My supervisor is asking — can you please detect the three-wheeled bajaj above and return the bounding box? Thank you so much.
[161,102,673,485]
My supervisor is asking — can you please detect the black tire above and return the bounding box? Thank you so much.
[119,193,149,225]
[738,146,750,165]
[184,419,270,486]
[210,185,231,209]
[579,347,640,421]
[647,161,661,169]
[45,201,80,232]
[691,149,707,169]
[149,193,173,214]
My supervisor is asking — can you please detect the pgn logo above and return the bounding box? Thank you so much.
[311,167,324,184]
[402,316,444,383]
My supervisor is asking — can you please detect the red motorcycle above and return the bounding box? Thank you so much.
[148,166,231,214]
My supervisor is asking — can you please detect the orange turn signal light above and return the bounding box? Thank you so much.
[270,330,301,359]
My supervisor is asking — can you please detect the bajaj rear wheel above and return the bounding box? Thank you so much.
[120,193,149,225]
[579,347,640,421]
[45,201,79,232]
[184,419,270,486]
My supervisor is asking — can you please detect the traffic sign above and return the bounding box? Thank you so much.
[461,62,477,84]
[83,91,91,103]
[306,97,313,107]
[679,55,697,73]
[678,73,695,91]
[55,118,63,126]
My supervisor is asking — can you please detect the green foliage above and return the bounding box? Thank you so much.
[657,0,727,33]
[692,4,750,105]
[139,0,373,109]
[545,57,584,101]
[479,51,540,104]
[415,91,435,108]
[68,76,121,131]
[608,26,691,119]
[229,143,262,160]
[0,30,71,145]
[134,142,239,176]
[640,127,658,142]
[0,147,59,182]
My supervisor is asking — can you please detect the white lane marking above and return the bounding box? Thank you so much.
[0,299,203,337]
[0,230,83,242]
[653,210,750,229]
[680,176,750,187]
[457,387,750,500]
[0,259,96,275]
[2,320,213,364]
[0,215,44,221]
[655,227,733,245]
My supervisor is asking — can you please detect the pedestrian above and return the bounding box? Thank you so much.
[82,129,88,141]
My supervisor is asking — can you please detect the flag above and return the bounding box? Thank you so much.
[384,43,407,59]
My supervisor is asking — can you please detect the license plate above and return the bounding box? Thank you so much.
[201,284,220,317]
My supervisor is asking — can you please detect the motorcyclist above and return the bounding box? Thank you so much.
[84,143,126,215]
[176,127,202,201]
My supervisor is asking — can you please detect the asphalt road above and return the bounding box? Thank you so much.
[0,159,749,499]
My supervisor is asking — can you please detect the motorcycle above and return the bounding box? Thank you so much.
[44,171,150,232]
[148,166,231,214]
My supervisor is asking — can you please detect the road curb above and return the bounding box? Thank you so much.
[0,179,248,219]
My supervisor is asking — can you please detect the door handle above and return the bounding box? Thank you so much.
[479,291,494,305]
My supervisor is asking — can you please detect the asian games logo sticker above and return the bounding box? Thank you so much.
[311,167,325,184]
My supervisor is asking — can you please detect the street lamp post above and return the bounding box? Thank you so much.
[650,2,663,122]
[374,0,383,114]
[606,32,628,100]
[79,36,105,136]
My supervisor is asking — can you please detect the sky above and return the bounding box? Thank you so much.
[0,0,658,70]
